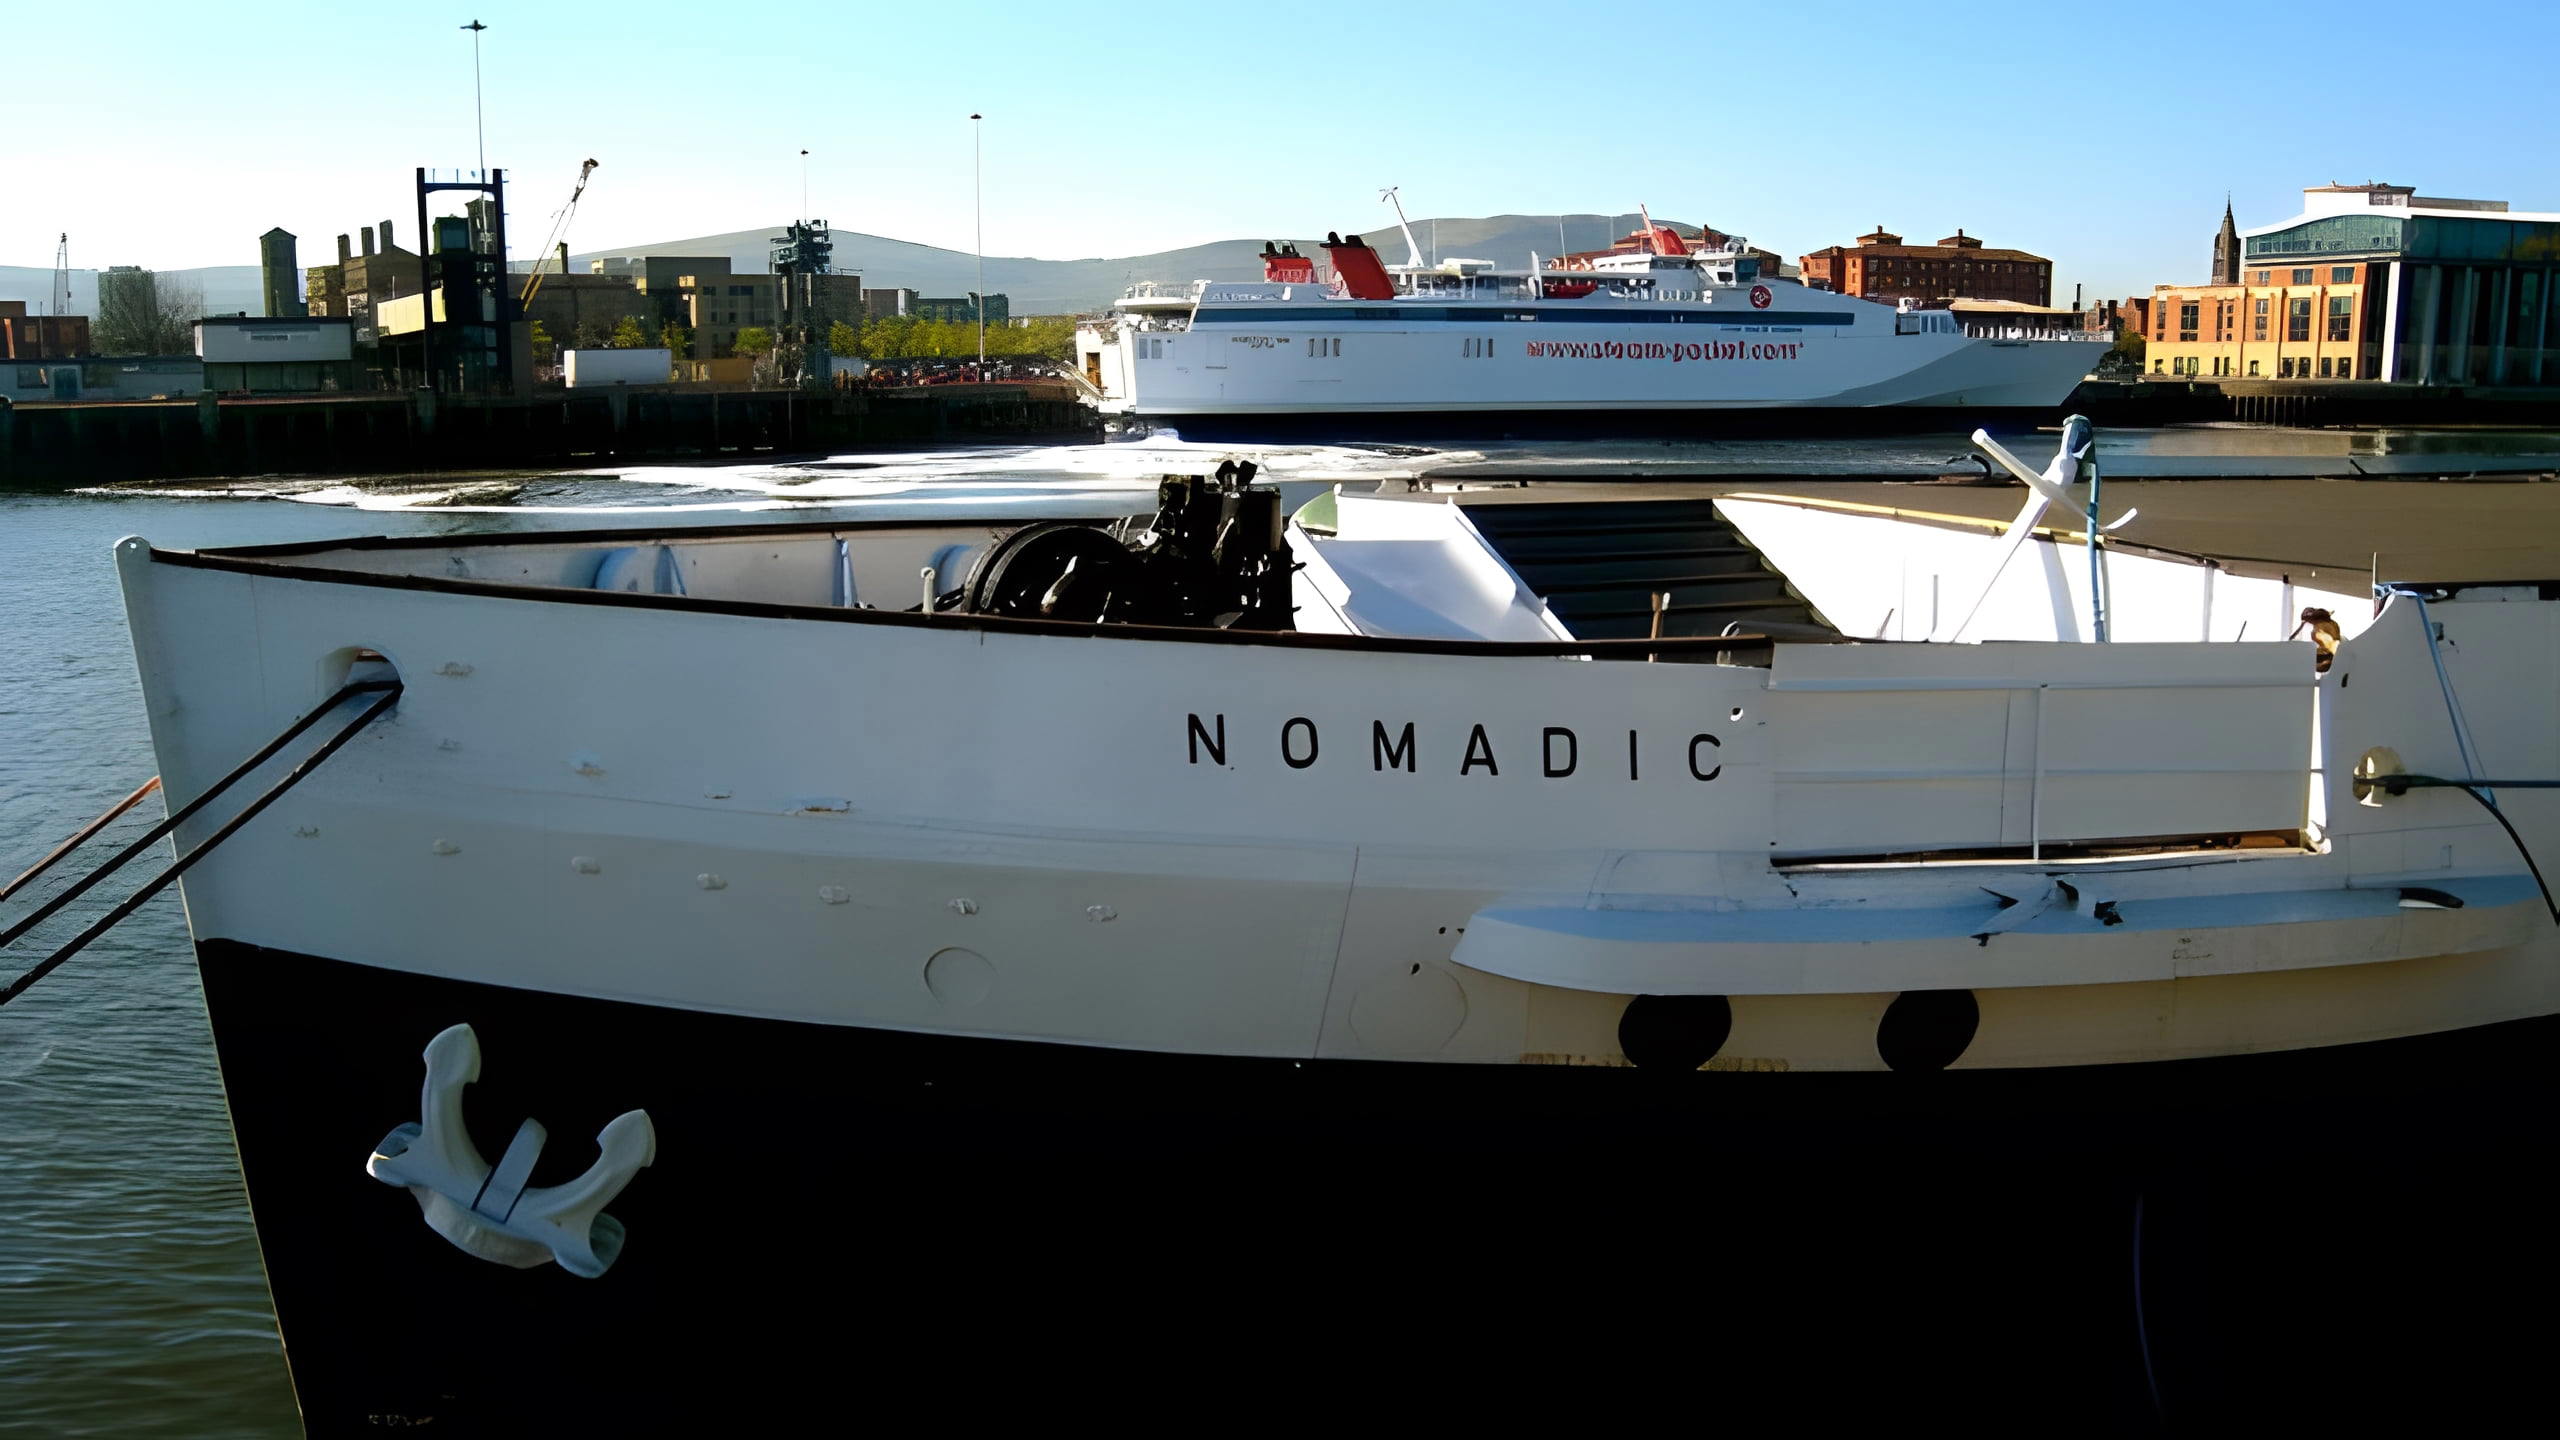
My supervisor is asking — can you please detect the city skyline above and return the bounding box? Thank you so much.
[10,0,2558,304]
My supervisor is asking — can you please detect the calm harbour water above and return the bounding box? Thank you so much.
[2,427,2552,1434]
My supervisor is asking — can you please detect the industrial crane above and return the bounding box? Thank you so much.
[50,234,71,317]
[518,159,599,308]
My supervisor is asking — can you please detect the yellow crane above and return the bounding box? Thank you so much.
[519,159,600,308]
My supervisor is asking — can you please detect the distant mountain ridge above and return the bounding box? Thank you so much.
[0,265,266,322]
[562,214,1679,316]
[0,215,1709,323]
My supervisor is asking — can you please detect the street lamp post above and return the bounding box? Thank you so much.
[462,20,487,181]
[971,112,985,376]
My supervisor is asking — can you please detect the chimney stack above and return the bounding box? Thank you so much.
[381,219,395,252]
[337,234,353,264]
[361,226,375,257]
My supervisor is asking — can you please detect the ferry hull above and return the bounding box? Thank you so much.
[204,937,2560,1434]
[1116,402,2075,445]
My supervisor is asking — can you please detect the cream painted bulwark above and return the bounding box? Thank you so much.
[116,521,2560,1074]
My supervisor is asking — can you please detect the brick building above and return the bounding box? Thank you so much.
[0,299,91,360]
[304,222,426,346]
[1798,227,2053,305]
[913,292,1010,326]
[517,273,656,354]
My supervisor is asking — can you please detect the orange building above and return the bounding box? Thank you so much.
[1798,227,2052,305]
[2146,264,2374,379]
[2145,182,2560,384]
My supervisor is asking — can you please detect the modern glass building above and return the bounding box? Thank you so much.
[2242,184,2559,385]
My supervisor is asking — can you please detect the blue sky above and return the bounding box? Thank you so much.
[12,0,2557,301]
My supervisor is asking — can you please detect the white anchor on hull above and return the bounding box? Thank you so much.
[366,1023,656,1278]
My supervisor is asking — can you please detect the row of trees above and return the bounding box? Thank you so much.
[823,314,1076,363]
[530,312,1078,367]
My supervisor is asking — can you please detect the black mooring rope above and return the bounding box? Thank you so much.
[0,684,402,1008]
[0,681,397,954]
[0,776,162,905]
[2378,776,2560,927]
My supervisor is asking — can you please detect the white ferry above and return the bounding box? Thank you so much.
[1078,209,2106,434]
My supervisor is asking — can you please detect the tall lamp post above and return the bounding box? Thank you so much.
[970,112,986,375]
[462,20,488,180]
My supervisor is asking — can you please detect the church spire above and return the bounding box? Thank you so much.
[2213,194,2241,285]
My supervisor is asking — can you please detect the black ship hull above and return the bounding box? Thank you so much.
[200,938,2557,1435]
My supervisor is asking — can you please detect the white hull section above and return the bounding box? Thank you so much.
[118,526,2560,1076]
[1108,324,2095,414]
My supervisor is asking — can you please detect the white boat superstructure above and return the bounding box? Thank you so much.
[1077,215,2106,423]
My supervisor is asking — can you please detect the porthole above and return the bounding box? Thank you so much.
[1618,994,1733,1071]
[1876,989,1979,1072]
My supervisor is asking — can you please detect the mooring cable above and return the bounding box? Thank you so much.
[0,776,162,905]
[2402,591,2493,806]
[2132,1191,2164,1426]
[0,684,402,1008]
[0,681,396,953]
[2376,775,2560,926]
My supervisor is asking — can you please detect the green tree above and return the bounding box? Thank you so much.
[607,316,655,349]
[662,322,692,361]
[529,320,556,364]
[826,320,861,356]
[92,270,201,355]
[1007,317,1076,364]
[734,325,776,357]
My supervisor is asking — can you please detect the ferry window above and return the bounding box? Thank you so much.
[2178,302,2199,340]
[2291,268,2314,285]
[2287,298,2313,341]
[2331,266,2355,284]
[2326,296,2352,340]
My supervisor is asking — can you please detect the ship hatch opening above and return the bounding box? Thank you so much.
[321,646,402,698]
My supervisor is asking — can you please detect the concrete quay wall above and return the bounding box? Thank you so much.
[0,384,1098,488]
[2072,378,2560,428]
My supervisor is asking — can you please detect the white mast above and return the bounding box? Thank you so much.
[1379,187,1424,268]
